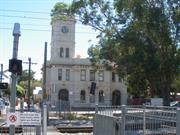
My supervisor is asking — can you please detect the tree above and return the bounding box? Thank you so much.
[67,0,180,105]
[3,84,25,98]
[18,70,41,100]
[18,70,35,84]
[3,70,41,99]
[16,85,25,98]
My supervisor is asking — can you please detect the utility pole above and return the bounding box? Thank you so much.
[43,42,47,135]
[9,23,21,135]
[23,58,37,110]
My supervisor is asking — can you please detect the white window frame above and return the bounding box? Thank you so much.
[58,69,62,81]
[80,69,86,81]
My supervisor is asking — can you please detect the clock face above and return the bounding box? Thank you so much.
[61,26,69,33]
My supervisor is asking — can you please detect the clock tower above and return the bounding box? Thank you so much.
[51,16,75,61]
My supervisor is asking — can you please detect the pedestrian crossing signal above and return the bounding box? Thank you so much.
[9,59,22,75]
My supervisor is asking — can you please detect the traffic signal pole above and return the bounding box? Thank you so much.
[10,23,21,135]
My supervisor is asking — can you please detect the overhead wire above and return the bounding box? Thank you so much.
[0,9,50,14]
[0,8,99,34]
[0,27,99,35]
[0,15,50,20]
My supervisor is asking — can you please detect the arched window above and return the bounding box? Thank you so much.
[112,90,121,105]
[99,90,104,103]
[80,90,86,102]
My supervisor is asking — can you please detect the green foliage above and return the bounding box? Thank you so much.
[51,2,73,23]
[18,70,42,99]
[18,70,35,84]
[70,0,180,105]
[3,84,25,98]
[16,85,25,97]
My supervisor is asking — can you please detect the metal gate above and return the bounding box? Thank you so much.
[0,107,42,135]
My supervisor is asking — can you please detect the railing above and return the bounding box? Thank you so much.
[94,105,180,135]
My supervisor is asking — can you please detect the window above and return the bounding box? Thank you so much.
[80,90,86,102]
[66,48,69,58]
[112,72,115,82]
[60,47,64,57]
[58,69,62,80]
[90,70,95,81]
[99,90,104,103]
[80,69,86,81]
[98,70,104,82]
[66,69,70,81]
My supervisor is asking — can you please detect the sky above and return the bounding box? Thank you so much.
[0,0,99,81]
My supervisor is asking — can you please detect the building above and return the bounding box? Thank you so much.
[46,16,127,111]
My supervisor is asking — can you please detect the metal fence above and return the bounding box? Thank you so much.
[0,107,42,135]
[94,105,180,135]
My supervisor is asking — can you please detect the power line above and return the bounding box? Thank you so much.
[0,27,99,34]
[0,22,49,27]
[0,15,50,20]
[0,22,94,29]
[0,9,50,14]
[0,28,50,32]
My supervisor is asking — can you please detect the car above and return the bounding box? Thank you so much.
[170,101,180,107]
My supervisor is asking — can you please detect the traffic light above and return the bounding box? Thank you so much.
[9,59,22,75]
[90,82,96,95]
[0,83,8,89]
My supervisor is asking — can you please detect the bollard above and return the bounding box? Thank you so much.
[120,105,126,135]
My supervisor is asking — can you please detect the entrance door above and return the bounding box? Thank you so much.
[58,89,69,111]
[112,90,121,105]
[58,89,69,101]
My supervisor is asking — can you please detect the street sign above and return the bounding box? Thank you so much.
[7,112,41,126]
[19,112,41,125]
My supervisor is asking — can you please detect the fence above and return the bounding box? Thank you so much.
[94,105,180,135]
[0,106,42,135]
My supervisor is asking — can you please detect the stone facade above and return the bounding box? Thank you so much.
[46,17,127,110]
